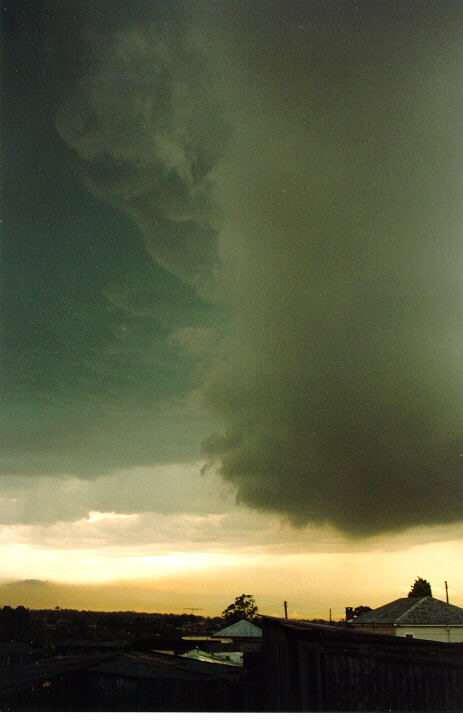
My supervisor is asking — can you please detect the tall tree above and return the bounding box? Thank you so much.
[221,594,258,624]
[408,577,432,598]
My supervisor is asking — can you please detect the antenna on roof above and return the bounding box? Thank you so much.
[445,581,449,604]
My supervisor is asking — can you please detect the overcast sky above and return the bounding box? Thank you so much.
[2,0,463,616]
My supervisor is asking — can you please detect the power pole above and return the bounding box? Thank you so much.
[445,581,449,604]
[283,601,288,619]
[329,608,332,623]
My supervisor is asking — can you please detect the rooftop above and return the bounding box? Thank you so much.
[0,652,118,698]
[213,619,262,638]
[352,596,463,626]
[180,648,241,666]
[88,650,244,680]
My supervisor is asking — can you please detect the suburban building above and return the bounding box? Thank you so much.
[213,619,262,638]
[212,619,262,653]
[350,596,463,642]
[179,635,235,654]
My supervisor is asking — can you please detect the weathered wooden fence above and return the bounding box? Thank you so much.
[260,616,463,712]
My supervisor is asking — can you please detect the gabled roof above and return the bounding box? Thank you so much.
[213,619,262,638]
[352,596,463,625]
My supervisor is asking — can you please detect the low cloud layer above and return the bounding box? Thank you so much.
[0,463,233,525]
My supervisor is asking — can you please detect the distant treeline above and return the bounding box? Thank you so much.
[0,606,224,646]
[0,606,340,647]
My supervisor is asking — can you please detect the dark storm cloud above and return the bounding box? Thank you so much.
[1,0,224,484]
[52,3,228,292]
[2,0,463,537]
[200,1,463,536]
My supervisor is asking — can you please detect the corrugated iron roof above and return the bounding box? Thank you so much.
[0,652,118,697]
[88,651,244,680]
[213,620,262,638]
[180,648,240,666]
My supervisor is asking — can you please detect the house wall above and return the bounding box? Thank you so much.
[395,626,463,643]
[354,624,463,643]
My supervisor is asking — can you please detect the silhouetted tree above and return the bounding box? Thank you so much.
[0,606,32,642]
[408,577,432,598]
[353,605,372,618]
[221,594,258,624]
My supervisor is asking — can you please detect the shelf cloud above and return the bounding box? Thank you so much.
[200,1,463,535]
[3,0,463,539]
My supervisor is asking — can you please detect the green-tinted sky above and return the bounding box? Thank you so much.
[3,0,226,483]
[1,0,463,614]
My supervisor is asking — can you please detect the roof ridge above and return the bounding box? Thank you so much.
[395,596,428,623]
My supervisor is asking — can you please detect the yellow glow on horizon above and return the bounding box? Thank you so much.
[0,532,461,618]
[0,510,460,617]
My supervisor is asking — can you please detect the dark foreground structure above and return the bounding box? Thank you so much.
[259,616,463,712]
[0,617,462,711]
[0,649,258,712]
